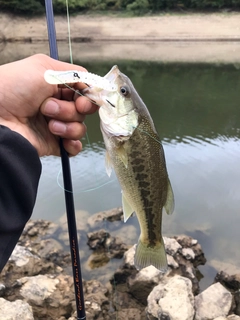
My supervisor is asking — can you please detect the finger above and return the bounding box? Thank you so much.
[75,96,99,114]
[62,139,82,156]
[48,120,87,140]
[41,98,87,122]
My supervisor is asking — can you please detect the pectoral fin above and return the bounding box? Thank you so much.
[105,151,112,177]
[164,179,175,215]
[122,192,134,222]
[116,145,128,169]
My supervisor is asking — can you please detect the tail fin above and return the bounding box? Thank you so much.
[134,237,168,272]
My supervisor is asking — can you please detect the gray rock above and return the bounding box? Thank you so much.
[21,219,58,242]
[175,234,206,267]
[164,237,182,255]
[19,274,59,306]
[17,274,75,318]
[87,207,123,228]
[213,316,240,320]
[9,244,39,267]
[87,229,129,261]
[0,284,5,297]
[182,248,195,260]
[147,275,195,320]
[0,298,34,320]
[215,271,240,315]
[84,280,110,319]
[174,235,198,247]
[128,265,165,305]
[167,254,179,269]
[123,244,136,267]
[87,229,110,250]
[112,308,143,319]
[195,282,233,320]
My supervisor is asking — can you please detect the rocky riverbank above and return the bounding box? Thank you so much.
[0,209,240,319]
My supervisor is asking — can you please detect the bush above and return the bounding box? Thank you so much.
[52,0,90,13]
[126,0,149,12]
[1,0,240,16]
[0,0,45,15]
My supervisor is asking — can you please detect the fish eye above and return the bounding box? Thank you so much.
[120,86,130,97]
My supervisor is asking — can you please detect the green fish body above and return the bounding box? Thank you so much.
[83,66,174,272]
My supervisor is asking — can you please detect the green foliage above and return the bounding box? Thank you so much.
[2,0,240,16]
[51,0,90,13]
[0,0,45,15]
[126,0,149,12]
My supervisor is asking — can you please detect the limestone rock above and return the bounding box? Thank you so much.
[87,207,123,228]
[9,245,38,267]
[195,282,232,320]
[112,308,143,320]
[128,265,165,305]
[215,271,240,315]
[87,229,129,263]
[0,298,34,320]
[1,244,61,283]
[147,275,195,320]
[84,280,110,319]
[0,284,5,297]
[19,274,59,306]
[167,254,179,269]
[164,237,182,255]
[213,316,240,320]
[182,248,195,260]
[17,274,75,318]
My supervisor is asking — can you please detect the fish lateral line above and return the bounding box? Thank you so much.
[131,126,162,145]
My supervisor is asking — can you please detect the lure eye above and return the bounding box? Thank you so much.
[120,86,130,97]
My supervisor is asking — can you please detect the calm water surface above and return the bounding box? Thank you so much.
[3,53,240,290]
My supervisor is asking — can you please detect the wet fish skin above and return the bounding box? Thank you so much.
[83,66,174,271]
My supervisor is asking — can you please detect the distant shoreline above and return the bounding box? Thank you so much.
[1,13,240,63]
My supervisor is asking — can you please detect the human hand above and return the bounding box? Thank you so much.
[0,54,98,157]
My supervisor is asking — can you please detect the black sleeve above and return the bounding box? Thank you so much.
[0,125,42,272]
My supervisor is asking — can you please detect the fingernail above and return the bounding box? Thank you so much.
[44,100,59,116]
[52,121,66,134]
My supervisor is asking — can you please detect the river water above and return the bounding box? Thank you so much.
[2,50,240,291]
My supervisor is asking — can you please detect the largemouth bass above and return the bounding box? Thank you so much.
[82,66,174,272]
[45,66,174,272]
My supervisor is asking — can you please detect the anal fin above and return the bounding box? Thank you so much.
[122,192,134,223]
[105,151,112,177]
[164,178,175,215]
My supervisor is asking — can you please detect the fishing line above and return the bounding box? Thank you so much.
[56,168,114,193]
[66,0,73,64]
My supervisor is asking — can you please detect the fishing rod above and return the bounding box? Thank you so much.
[44,1,86,319]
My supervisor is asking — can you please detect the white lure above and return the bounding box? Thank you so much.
[44,70,117,91]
